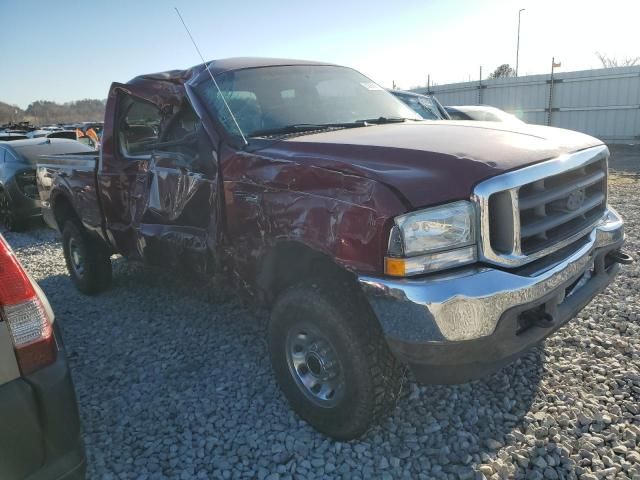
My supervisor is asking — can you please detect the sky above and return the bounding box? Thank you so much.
[0,0,638,109]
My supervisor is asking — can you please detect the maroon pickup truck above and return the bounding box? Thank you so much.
[37,58,629,440]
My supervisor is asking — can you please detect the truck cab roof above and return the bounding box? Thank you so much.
[129,57,337,86]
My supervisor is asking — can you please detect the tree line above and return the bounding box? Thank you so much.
[0,99,106,126]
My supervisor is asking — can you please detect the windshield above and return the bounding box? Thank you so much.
[392,92,441,120]
[192,65,421,139]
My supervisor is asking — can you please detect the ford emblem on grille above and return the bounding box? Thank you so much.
[566,189,586,211]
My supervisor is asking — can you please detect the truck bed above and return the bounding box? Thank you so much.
[36,152,101,232]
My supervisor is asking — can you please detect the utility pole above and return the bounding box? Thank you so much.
[516,8,525,77]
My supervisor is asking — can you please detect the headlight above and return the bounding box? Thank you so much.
[385,200,477,276]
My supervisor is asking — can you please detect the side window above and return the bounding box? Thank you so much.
[154,103,215,176]
[5,149,18,163]
[154,104,200,169]
[161,105,199,142]
[117,95,162,157]
[448,110,470,121]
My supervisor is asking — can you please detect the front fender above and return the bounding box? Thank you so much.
[221,151,408,290]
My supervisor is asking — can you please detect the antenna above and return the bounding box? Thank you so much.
[174,7,248,145]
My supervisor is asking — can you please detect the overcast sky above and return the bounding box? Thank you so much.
[0,0,637,108]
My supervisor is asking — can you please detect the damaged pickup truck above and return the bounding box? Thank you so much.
[37,58,630,440]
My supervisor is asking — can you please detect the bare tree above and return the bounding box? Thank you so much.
[489,64,516,79]
[596,52,640,68]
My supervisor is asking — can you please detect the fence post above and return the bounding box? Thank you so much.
[478,66,483,104]
[547,57,560,126]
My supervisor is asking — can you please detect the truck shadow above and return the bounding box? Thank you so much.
[38,256,547,479]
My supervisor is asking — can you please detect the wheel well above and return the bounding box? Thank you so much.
[257,242,359,305]
[52,194,78,231]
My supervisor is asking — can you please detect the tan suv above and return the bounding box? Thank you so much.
[0,234,86,479]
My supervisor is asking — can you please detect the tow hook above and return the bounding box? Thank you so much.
[530,312,555,329]
[607,249,634,265]
[517,309,555,334]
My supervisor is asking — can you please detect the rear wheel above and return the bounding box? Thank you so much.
[269,280,402,440]
[62,220,112,294]
[0,190,25,232]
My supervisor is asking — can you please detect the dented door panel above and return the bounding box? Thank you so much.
[147,166,203,222]
[135,153,215,269]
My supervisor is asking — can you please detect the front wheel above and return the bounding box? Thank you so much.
[269,281,402,440]
[62,220,112,295]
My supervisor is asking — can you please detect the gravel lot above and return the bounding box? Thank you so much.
[4,169,640,479]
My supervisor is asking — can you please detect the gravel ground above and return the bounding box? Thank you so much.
[3,175,639,480]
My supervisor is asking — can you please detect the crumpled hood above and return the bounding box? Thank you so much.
[256,121,604,208]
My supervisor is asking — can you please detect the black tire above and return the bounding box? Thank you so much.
[62,219,112,294]
[0,190,25,232]
[269,280,402,440]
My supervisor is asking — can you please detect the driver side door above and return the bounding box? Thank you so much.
[102,85,219,272]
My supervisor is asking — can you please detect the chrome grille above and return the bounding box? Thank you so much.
[474,145,609,268]
[517,159,606,254]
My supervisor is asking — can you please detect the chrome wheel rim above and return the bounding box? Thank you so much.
[285,325,345,407]
[68,237,85,277]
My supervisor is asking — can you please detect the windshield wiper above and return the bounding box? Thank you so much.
[248,122,367,138]
[355,116,409,124]
[248,118,411,138]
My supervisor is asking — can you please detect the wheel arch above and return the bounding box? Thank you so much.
[50,190,80,231]
[256,240,361,305]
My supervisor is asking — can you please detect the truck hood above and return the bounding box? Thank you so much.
[256,121,603,208]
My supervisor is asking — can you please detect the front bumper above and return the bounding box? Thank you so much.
[359,208,625,384]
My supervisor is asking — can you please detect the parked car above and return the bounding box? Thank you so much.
[46,131,78,141]
[0,138,93,231]
[445,105,525,123]
[0,234,86,479]
[0,133,28,142]
[390,89,450,120]
[37,57,629,440]
[27,130,78,140]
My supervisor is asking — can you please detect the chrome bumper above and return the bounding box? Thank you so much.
[359,207,624,343]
